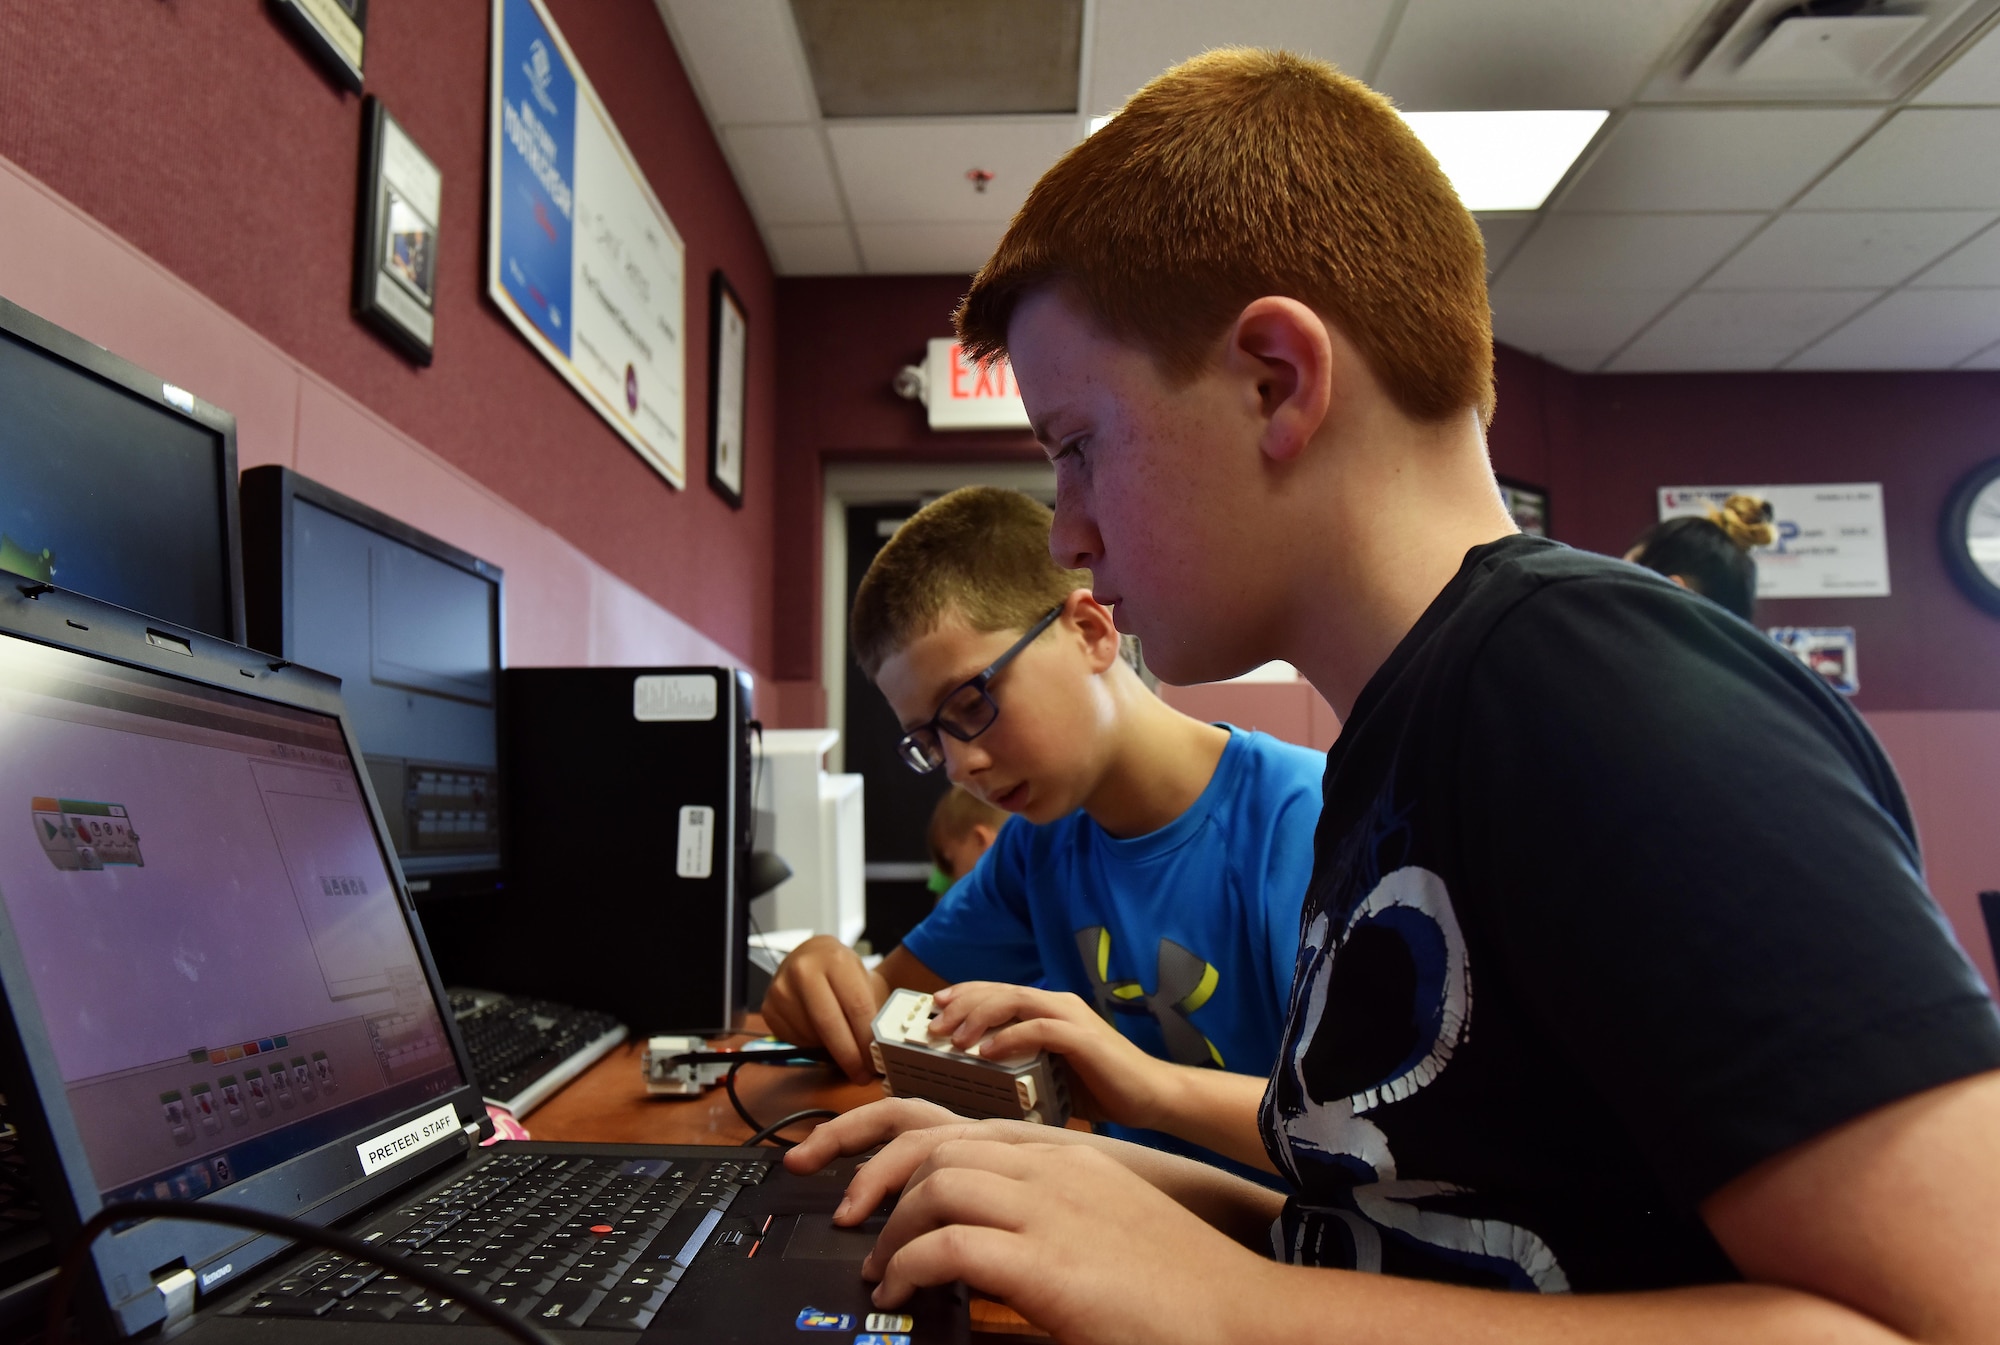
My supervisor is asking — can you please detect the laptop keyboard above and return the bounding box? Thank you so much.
[238,1150,769,1330]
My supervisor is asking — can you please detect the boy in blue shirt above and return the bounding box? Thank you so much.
[761,486,1321,1175]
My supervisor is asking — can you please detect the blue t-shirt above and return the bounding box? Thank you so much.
[901,726,1323,1178]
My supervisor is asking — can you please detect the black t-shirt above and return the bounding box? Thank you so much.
[1258,536,2000,1293]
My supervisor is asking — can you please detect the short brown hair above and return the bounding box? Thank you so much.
[956,47,1493,424]
[928,786,1007,872]
[851,487,1088,679]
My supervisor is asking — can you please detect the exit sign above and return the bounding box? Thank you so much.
[924,338,1030,431]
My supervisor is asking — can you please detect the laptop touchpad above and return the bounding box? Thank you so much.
[780,1213,887,1261]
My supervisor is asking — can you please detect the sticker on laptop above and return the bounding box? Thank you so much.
[864,1316,914,1333]
[856,1335,911,1345]
[793,1307,854,1330]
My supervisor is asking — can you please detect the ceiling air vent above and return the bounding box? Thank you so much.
[1648,0,2000,102]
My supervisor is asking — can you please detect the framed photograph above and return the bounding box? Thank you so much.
[354,97,441,365]
[707,271,748,508]
[270,0,367,92]
[1497,475,1550,538]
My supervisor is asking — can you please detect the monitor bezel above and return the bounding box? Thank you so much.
[239,466,507,902]
[0,294,246,644]
[0,580,490,1338]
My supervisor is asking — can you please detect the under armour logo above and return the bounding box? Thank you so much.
[1074,927,1226,1068]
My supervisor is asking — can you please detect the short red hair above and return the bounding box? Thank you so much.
[956,48,1493,425]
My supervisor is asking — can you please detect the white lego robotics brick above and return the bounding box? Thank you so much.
[642,1036,731,1095]
[869,989,1070,1126]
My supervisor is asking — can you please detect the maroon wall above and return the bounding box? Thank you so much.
[1558,371,2000,714]
[0,0,775,670]
[773,275,1048,681]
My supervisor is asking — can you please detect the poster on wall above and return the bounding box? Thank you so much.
[1769,626,1859,696]
[1657,484,1890,598]
[487,0,687,487]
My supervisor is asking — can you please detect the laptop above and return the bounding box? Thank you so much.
[0,581,966,1343]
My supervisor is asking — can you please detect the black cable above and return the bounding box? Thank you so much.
[722,1057,840,1148]
[742,1108,840,1149]
[46,1199,561,1345]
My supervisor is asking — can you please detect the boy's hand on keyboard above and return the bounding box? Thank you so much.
[860,1136,1263,1345]
[928,983,1168,1128]
[760,936,888,1083]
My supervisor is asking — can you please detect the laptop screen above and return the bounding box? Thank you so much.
[0,635,464,1205]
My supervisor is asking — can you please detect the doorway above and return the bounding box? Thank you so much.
[821,463,1055,951]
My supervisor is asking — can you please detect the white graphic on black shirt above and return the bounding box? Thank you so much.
[1269,865,1569,1292]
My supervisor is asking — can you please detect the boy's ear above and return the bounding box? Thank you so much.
[1227,297,1335,464]
[1063,588,1125,674]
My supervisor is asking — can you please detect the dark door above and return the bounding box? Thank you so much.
[843,502,951,952]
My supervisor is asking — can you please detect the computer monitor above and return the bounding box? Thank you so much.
[0,295,245,641]
[240,466,504,901]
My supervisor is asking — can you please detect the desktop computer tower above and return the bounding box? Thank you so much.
[475,667,754,1034]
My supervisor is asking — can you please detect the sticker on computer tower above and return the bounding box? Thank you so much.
[32,797,143,870]
[633,674,717,722]
[677,805,715,879]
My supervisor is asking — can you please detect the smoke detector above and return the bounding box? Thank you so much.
[1650,0,2000,102]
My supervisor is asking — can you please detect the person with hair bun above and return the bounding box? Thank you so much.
[1624,493,1775,623]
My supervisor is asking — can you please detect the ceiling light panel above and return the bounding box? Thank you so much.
[660,0,816,125]
[1375,0,1712,110]
[1401,110,1607,212]
[1500,211,1765,291]
[1556,107,1880,213]
[1798,108,2000,209]
[1705,210,1997,290]
[1084,0,1396,116]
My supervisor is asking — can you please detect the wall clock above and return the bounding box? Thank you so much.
[1941,457,2000,615]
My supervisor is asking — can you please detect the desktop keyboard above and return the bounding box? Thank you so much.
[238,1151,769,1330]
[448,990,626,1118]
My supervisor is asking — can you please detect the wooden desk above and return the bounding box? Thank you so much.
[522,1035,1045,1338]
[525,1038,884,1146]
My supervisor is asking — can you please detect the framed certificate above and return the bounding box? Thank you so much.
[354,97,442,365]
[271,0,367,92]
[708,271,747,509]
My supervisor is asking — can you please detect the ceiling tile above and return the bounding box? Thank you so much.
[1557,108,1881,212]
[1609,290,1882,371]
[1911,219,2000,284]
[1489,288,1679,356]
[1797,109,2000,209]
[722,126,845,225]
[1706,210,1995,289]
[1498,213,1764,291]
[764,224,861,275]
[1960,338,2000,368]
[1788,288,2000,368]
[1536,351,1616,373]
[660,0,816,125]
[1913,18,2000,104]
[827,120,1079,223]
[1373,0,1711,110]
[853,221,1008,275]
[1475,213,1536,275]
[1084,0,1397,114]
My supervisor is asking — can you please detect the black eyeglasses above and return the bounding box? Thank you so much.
[894,604,1064,774]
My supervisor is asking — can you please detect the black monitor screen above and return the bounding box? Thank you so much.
[288,498,502,886]
[0,321,237,639]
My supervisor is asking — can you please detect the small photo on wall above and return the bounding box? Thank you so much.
[270,0,368,92]
[354,96,442,365]
[708,270,748,509]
